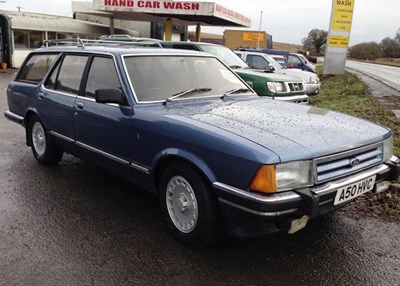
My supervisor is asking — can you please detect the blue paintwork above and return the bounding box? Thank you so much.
[5,45,399,239]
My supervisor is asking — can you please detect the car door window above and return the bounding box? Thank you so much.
[16,53,59,84]
[44,55,88,95]
[247,55,269,69]
[84,56,123,99]
[288,55,302,66]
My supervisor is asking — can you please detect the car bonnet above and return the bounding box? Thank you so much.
[168,98,391,162]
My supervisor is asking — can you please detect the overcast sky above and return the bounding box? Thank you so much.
[1,0,399,45]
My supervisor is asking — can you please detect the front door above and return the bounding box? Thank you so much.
[73,55,132,162]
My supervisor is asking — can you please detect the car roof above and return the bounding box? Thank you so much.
[31,45,209,57]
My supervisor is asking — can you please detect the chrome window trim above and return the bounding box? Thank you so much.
[121,53,246,105]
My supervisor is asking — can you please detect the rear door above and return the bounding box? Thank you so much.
[40,54,89,141]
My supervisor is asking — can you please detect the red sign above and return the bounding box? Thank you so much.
[215,4,251,25]
[104,0,201,10]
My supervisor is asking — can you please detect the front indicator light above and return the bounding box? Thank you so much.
[249,165,276,193]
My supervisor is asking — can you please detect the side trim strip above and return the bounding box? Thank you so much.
[49,131,75,143]
[129,163,150,175]
[49,132,150,175]
[75,141,130,165]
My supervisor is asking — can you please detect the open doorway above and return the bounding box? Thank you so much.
[0,13,11,67]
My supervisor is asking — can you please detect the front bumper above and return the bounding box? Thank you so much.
[214,156,400,238]
[304,83,320,96]
[272,94,309,104]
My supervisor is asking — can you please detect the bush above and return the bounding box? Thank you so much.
[348,42,382,60]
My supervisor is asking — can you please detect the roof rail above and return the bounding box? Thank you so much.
[42,38,163,48]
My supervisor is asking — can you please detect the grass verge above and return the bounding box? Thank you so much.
[311,68,400,220]
[310,70,400,157]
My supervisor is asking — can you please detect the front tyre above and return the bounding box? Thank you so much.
[28,115,63,165]
[159,162,221,248]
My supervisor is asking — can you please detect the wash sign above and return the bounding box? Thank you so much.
[323,0,356,74]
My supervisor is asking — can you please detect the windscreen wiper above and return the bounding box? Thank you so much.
[165,88,212,103]
[221,88,252,99]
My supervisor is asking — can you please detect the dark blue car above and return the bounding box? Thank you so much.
[4,41,399,247]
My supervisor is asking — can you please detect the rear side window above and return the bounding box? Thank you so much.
[16,54,59,83]
[44,55,89,95]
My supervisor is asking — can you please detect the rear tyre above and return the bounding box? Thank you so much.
[158,162,221,248]
[28,115,63,165]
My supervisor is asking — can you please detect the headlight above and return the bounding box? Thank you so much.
[249,161,314,193]
[267,82,284,93]
[383,137,393,162]
[309,76,319,84]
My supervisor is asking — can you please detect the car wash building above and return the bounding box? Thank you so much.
[0,0,250,68]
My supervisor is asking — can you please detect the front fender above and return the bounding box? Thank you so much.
[151,147,218,184]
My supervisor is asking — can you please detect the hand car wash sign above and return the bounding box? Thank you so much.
[103,0,200,10]
[94,0,251,27]
[323,0,355,75]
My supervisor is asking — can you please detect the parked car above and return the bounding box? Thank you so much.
[238,48,316,73]
[269,54,287,69]
[161,41,309,104]
[4,41,400,248]
[235,50,321,95]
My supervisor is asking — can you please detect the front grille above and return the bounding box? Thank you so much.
[315,143,383,183]
[288,82,304,92]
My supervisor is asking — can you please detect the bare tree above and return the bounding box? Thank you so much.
[302,29,328,54]
[380,37,400,58]
[395,28,400,42]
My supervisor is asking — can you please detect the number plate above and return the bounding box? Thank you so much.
[334,176,376,205]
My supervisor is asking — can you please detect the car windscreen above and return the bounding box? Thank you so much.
[124,55,250,103]
[200,45,249,69]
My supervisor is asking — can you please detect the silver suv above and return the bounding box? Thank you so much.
[235,50,321,95]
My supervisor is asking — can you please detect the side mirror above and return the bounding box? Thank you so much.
[268,64,275,72]
[246,81,254,88]
[95,89,125,105]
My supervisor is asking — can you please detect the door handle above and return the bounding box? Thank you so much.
[76,102,85,109]
[37,92,46,100]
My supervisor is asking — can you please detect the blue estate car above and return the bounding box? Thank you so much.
[4,42,400,247]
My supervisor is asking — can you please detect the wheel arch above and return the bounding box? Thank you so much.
[24,109,42,147]
[152,149,217,195]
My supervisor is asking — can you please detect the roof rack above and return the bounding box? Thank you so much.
[42,38,163,48]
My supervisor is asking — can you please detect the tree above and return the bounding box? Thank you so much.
[302,29,328,54]
[380,37,400,58]
[348,42,381,60]
[395,28,400,42]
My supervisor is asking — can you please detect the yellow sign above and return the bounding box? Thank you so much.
[328,35,349,48]
[331,24,351,31]
[242,32,265,42]
[333,0,355,12]
[331,0,355,31]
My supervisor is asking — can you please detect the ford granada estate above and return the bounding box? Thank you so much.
[4,40,400,247]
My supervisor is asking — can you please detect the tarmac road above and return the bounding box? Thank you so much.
[346,60,400,92]
[1,70,400,286]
